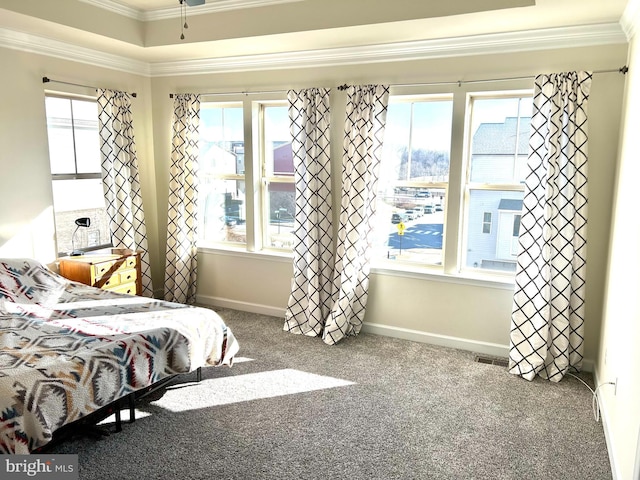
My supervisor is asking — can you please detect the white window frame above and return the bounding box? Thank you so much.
[258,101,295,252]
[45,93,112,256]
[373,93,454,270]
[197,93,294,255]
[197,101,247,247]
[459,90,532,276]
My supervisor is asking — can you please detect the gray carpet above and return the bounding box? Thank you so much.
[49,308,612,479]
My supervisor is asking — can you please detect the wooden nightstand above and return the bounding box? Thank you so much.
[58,248,142,296]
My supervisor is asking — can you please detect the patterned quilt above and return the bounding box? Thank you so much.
[0,258,239,454]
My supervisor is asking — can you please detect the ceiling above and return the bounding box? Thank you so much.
[0,0,632,66]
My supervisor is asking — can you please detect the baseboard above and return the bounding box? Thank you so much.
[593,367,622,480]
[361,322,510,358]
[196,294,286,318]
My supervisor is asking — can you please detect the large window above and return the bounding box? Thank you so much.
[373,96,453,266]
[45,95,111,256]
[197,88,532,280]
[463,94,532,273]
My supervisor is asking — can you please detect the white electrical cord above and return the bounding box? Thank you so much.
[567,372,615,422]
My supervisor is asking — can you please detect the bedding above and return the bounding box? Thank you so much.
[0,258,239,454]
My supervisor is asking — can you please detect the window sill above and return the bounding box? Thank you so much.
[197,244,293,263]
[370,261,515,290]
[197,245,515,290]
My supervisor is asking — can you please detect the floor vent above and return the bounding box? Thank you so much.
[475,355,509,368]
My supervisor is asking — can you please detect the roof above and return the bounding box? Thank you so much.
[498,199,523,211]
[472,117,531,155]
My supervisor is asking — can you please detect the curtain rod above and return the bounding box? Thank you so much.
[169,65,628,97]
[42,77,137,97]
[389,65,629,89]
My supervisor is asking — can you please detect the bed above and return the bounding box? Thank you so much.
[0,257,239,454]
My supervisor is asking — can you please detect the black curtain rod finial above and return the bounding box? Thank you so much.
[337,84,349,91]
[620,65,629,75]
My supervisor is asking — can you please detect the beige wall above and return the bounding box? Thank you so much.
[596,33,640,480]
[151,43,626,362]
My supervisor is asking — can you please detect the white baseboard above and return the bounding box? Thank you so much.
[361,322,510,358]
[593,368,622,480]
[196,294,286,318]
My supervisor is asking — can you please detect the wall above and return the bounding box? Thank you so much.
[0,47,161,289]
[596,30,640,480]
[151,43,626,363]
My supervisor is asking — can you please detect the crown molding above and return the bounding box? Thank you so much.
[79,0,145,20]
[0,28,150,76]
[150,23,628,76]
[79,0,305,21]
[620,0,640,40]
[0,22,627,78]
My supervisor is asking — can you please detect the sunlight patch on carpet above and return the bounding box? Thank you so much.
[157,369,354,411]
[232,356,254,364]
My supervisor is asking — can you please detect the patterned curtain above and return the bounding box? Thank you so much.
[164,94,200,304]
[97,89,153,297]
[284,88,334,336]
[323,85,389,345]
[509,71,592,382]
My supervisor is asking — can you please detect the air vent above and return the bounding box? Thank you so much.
[475,355,509,367]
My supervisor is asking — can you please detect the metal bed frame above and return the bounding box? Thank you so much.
[32,367,202,453]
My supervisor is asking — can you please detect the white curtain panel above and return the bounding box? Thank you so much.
[323,84,389,345]
[284,88,335,336]
[97,89,154,297]
[509,71,592,382]
[164,94,200,304]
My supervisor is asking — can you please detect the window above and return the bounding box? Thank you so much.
[482,212,492,234]
[198,103,246,245]
[463,95,532,272]
[45,95,111,256]
[197,99,294,251]
[262,103,295,249]
[196,88,532,280]
[373,96,453,266]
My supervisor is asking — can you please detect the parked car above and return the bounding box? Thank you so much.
[424,205,434,214]
[405,209,419,220]
[435,204,443,211]
[391,212,407,224]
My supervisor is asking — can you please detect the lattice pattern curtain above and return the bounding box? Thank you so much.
[323,84,389,345]
[97,89,153,297]
[164,94,200,304]
[284,88,334,336]
[509,71,592,382]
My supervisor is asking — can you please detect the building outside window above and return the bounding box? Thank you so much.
[463,94,532,272]
[44,95,111,256]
